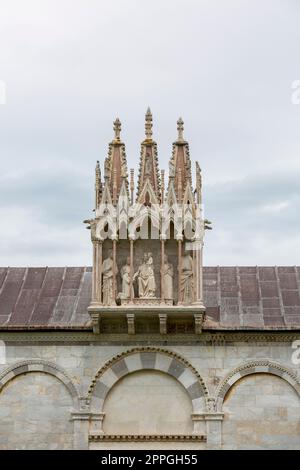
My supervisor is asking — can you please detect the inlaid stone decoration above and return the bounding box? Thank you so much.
[85,109,209,334]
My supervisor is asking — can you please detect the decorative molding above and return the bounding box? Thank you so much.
[0,331,299,343]
[192,412,224,421]
[216,359,300,405]
[121,298,173,306]
[87,346,209,401]
[89,434,206,442]
[0,359,80,408]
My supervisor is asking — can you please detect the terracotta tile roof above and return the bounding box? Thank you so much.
[0,266,299,330]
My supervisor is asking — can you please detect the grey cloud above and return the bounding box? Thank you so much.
[0,0,299,266]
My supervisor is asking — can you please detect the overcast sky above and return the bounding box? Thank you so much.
[0,0,299,266]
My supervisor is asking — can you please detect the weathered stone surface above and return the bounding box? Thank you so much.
[222,374,300,450]
[0,340,299,449]
[0,373,73,450]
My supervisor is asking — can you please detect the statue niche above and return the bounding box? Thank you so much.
[134,252,156,298]
[162,254,173,301]
[102,249,118,305]
[118,257,133,300]
[180,251,194,304]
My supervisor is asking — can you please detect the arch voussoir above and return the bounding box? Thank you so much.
[88,347,209,413]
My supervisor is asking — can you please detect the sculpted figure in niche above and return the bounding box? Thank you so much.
[162,254,173,300]
[134,252,156,298]
[180,250,194,304]
[102,249,117,305]
[118,257,133,300]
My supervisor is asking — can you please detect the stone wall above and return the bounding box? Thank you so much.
[103,370,193,435]
[0,372,73,449]
[0,334,299,450]
[222,373,300,449]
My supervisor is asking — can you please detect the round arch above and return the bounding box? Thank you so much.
[88,347,209,413]
[215,359,300,411]
[0,359,80,409]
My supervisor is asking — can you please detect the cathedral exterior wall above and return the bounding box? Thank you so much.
[0,334,299,450]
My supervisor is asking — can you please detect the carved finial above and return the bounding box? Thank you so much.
[177,117,184,141]
[95,160,102,209]
[95,160,100,177]
[196,161,202,205]
[130,168,134,205]
[161,169,165,202]
[145,107,153,140]
[113,117,121,141]
[104,157,110,180]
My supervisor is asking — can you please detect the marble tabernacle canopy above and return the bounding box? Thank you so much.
[84,109,211,334]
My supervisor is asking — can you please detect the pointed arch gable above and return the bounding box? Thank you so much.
[88,347,208,413]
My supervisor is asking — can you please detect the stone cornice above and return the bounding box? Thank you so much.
[89,434,206,442]
[0,331,299,343]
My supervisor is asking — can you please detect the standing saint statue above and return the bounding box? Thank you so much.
[180,251,194,304]
[102,249,117,305]
[134,252,156,298]
[118,257,133,300]
[162,254,173,300]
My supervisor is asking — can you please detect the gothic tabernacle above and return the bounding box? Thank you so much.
[85,108,211,335]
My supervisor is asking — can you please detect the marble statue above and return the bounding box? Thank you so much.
[118,257,133,299]
[162,254,173,300]
[102,249,117,305]
[134,252,156,298]
[180,251,194,304]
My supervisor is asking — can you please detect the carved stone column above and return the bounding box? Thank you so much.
[97,241,103,304]
[160,237,165,301]
[91,240,97,304]
[112,238,117,301]
[92,240,102,305]
[191,411,224,450]
[205,413,224,449]
[177,238,183,304]
[193,239,204,307]
[71,412,90,450]
[129,238,134,302]
[193,247,196,302]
